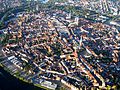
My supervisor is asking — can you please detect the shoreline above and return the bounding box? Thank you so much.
[0,64,49,90]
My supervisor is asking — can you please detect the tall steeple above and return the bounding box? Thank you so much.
[36,4,39,11]
[75,17,79,25]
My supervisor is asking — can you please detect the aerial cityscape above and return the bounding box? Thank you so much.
[0,0,120,90]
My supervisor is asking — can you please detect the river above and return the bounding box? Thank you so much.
[0,66,44,90]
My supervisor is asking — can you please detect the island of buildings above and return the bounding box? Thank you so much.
[0,0,120,90]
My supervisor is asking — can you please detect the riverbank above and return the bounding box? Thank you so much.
[0,66,45,90]
[0,62,50,90]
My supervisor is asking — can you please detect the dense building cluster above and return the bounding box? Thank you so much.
[1,8,120,90]
[55,0,120,15]
[0,0,23,13]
